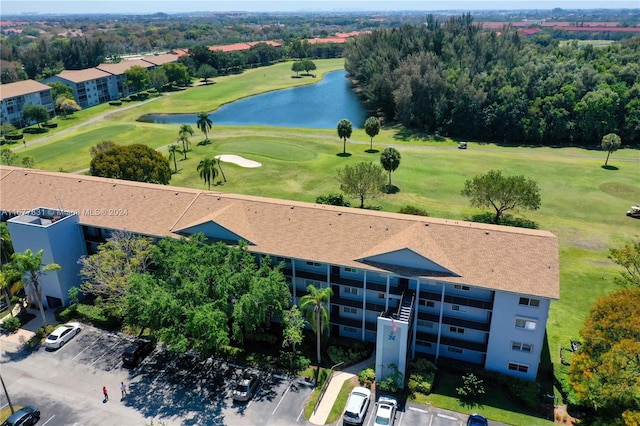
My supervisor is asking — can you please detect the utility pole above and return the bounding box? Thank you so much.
[0,371,14,414]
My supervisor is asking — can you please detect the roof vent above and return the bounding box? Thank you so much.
[338,212,342,216]
[485,231,490,235]
[78,180,82,182]
[290,206,294,209]
[113,184,116,187]
[425,223,429,227]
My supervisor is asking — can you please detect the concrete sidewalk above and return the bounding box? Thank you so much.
[309,354,374,425]
[0,304,58,353]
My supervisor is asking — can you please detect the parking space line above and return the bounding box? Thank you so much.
[296,407,305,422]
[396,410,405,426]
[437,413,458,421]
[41,415,56,426]
[271,381,292,415]
[90,339,121,366]
[72,336,102,360]
[408,407,429,414]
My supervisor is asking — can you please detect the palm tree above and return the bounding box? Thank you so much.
[364,116,381,151]
[11,249,61,325]
[337,119,353,155]
[168,144,179,173]
[380,147,401,187]
[196,112,213,143]
[300,284,333,364]
[215,155,227,182]
[0,267,21,317]
[197,158,218,190]
[178,125,194,159]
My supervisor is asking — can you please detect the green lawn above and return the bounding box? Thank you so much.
[13,58,640,424]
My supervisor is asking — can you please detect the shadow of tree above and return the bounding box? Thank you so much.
[601,165,619,170]
[365,149,380,154]
[384,185,400,194]
[337,153,352,158]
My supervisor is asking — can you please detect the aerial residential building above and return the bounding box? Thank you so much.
[43,68,116,109]
[0,166,559,383]
[0,79,55,128]
[96,59,155,98]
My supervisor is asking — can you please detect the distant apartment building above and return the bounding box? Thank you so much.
[0,79,55,128]
[96,59,155,98]
[43,68,115,109]
[0,166,559,383]
[42,53,182,109]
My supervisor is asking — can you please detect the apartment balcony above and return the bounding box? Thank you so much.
[443,315,490,332]
[440,335,488,353]
[444,294,494,310]
[330,312,377,331]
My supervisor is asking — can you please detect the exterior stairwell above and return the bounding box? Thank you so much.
[397,291,415,323]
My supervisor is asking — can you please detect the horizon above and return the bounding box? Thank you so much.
[2,0,639,16]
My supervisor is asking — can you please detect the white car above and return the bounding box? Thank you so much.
[374,396,398,426]
[44,322,82,349]
[343,386,371,425]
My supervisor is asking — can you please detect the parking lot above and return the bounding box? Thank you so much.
[1,322,500,426]
[1,324,314,425]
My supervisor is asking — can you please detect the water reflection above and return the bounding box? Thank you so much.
[138,70,368,129]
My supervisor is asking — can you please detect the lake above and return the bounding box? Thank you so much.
[138,70,368,129]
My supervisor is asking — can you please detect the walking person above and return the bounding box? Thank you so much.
[103,386,109,402]
[120,382,127,398]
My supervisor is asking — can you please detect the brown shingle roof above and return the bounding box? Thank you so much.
[0,166,559,299]
[56,68,113,83]
[96,59,154,76]
[0,79,52,101]
[141,53,182,66]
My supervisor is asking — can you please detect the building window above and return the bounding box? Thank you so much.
[378,292,386,299]
[416,339,432,347]
[343,326,357,333]
[508,362,529,373]
[519,297,540,307]
[344,267,357,273]
[515,318,537,331]
[343,287,359,295]
[451,304,466,312]
[511,342,533,353]
[305,280,322,288]
[417,320,433,328]
[343,306,358,315]
[448,347,463,354]
[454,284,470,291]
[419,299,435,307]
[449,326,465,334]
[306,261,321,267]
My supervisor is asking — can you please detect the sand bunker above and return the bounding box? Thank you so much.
[215,154,262,168]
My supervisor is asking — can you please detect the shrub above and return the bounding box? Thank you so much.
[407,358,437,395]
[218,345,244,360]
[398,205,429,216]
[326,341,370,366]
[2,315,21,332]
[315,193,350,207]
[358,368,376,387]
[456,372,485,400]
[470,212,538,229]
[109,101,122,106]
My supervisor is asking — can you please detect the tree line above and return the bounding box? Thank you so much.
[343,14,640,147]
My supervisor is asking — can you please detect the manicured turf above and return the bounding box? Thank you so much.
[15,58,640,422]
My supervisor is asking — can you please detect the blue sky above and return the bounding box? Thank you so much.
[2,1,638,15]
